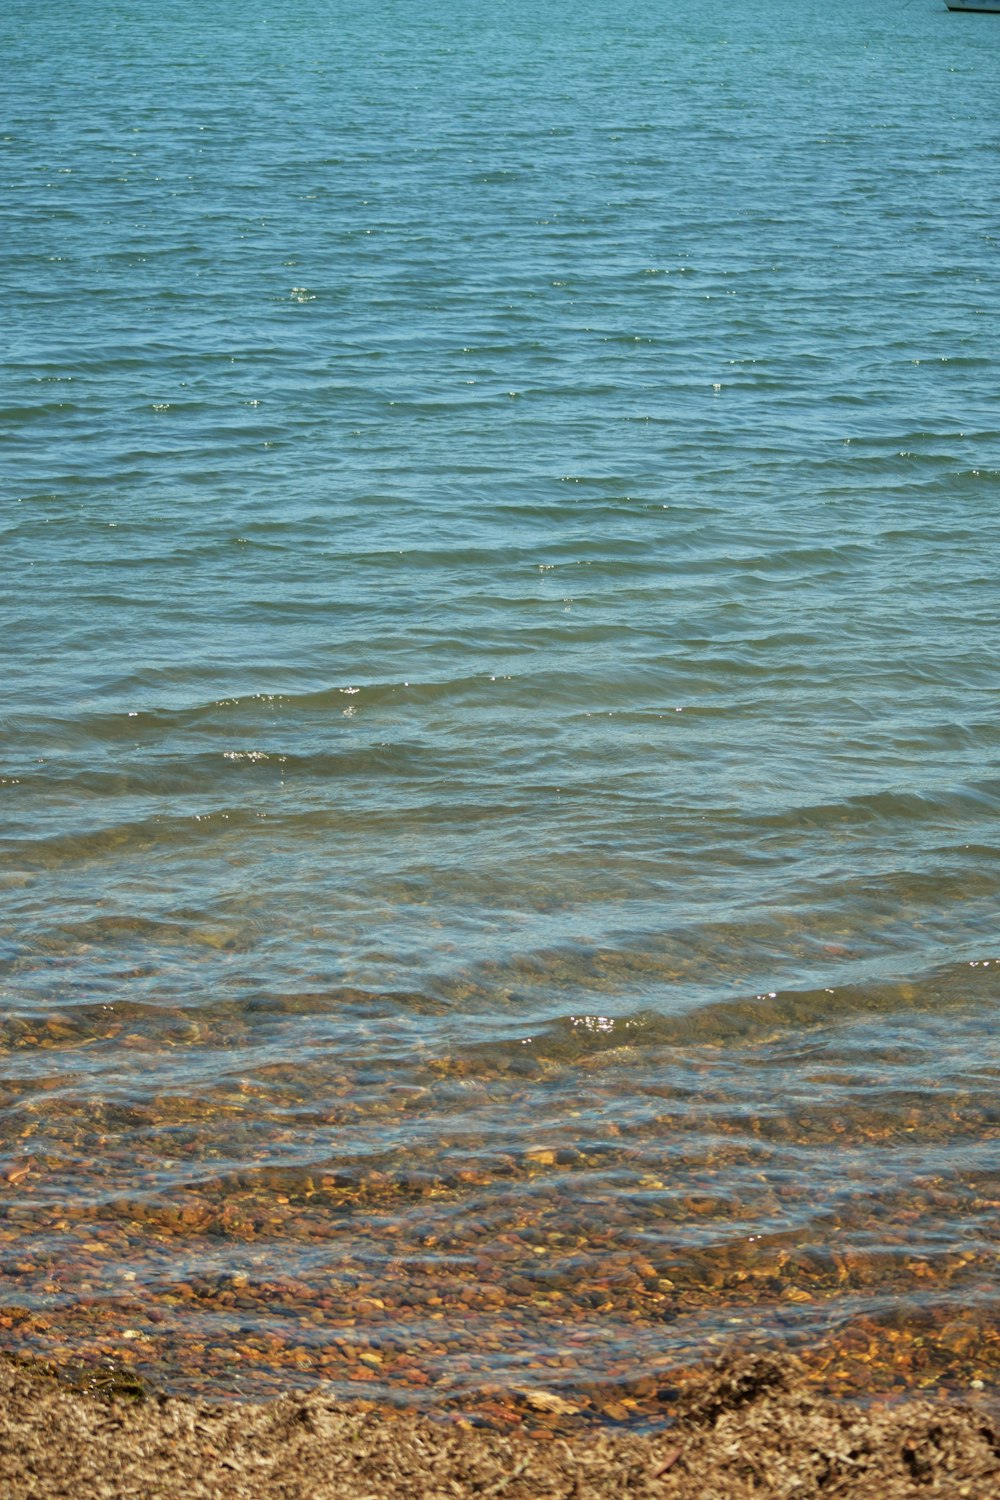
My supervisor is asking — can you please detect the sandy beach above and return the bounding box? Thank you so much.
[2,1351,997,1499]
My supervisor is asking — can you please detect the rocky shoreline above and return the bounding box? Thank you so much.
[2,1350,997,1499]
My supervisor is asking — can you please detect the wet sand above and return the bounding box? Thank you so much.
[3,1351,997,1499]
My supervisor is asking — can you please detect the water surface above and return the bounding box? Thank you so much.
[2,0,1000,1421]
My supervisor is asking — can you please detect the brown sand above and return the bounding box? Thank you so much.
[2,1352,998,1499]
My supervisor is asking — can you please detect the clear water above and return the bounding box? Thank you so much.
[2,0,1000,1417]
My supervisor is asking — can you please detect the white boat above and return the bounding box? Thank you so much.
[946,0,1000,10]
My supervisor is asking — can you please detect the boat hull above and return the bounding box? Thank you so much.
[946,1,1000,10]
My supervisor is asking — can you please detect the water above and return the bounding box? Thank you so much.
[2,0,1000,1420]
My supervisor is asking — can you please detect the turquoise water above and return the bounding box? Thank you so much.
[2,0,1000,1413]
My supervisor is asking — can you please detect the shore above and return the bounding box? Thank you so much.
[2,1351,997,1499]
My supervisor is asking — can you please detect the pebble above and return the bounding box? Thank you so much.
[0,1010,997,1430]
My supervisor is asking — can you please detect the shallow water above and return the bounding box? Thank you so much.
[2,0,1000,1422]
